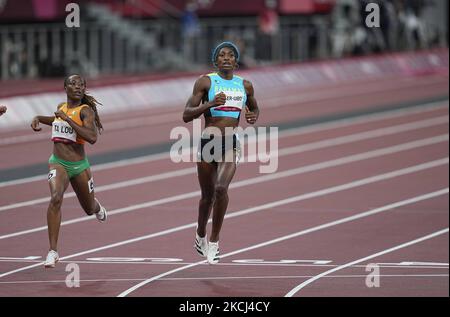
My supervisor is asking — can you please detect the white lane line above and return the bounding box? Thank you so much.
[0,160,447,280]
[0,99,447,188]
[0,259,448,270]
[0,274,448,286]
[117,189,449,297]
[1,114,447,212]
[285,228,449,297]
[0,134,447,240]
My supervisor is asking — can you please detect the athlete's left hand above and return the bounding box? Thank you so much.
[54,110,68,121]
[245,107,258,124]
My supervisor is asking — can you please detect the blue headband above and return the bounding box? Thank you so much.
[212,41,240,64]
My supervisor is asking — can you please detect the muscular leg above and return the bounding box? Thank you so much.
[70,168,100,216]
[210,160,236,242]
[196,161,217,238]
[47,164,70,251]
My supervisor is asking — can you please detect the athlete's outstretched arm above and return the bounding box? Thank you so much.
[31,116,54,130]
[183,76,225,123]
[54,106,98,144]
[31,103,65,131]
[244,80,259,124]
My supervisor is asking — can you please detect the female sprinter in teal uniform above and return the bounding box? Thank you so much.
[31,74,107,268]
[183,42,259,264]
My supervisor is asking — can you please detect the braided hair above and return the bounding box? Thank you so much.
[81,92,103,133]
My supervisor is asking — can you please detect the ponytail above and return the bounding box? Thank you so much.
[81,93,103,133]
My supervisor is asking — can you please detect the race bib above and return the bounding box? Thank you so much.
[51,119,77,143]
[214,90,245,112]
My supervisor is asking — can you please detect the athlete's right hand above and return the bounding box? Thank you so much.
[31,116,42,131]
[211,92,226,107]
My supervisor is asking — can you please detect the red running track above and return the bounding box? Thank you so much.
[0,73,448,297]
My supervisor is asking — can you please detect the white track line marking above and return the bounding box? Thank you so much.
[1,115,447,212]
[0,259,448,270]
[0,100,447,188]
[117,189,449,296]
[0,135,447,240]
[0,274,448,286]
[0,163,447,280]
[285,228,449,296]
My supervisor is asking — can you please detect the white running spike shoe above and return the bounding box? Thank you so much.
[194,232,208,257]
[44,250,59,268]
[207,241,220,265]
[95,198,107,222]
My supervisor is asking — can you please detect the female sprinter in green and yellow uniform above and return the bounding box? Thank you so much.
[31,74,107,268]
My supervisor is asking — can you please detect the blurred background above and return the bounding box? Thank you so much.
[0,2,448,298]
[0,0,448,79]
